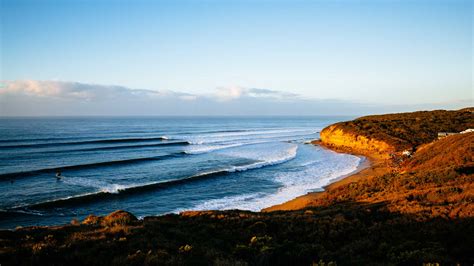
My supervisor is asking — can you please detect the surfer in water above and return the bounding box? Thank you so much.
[55,169,62,180]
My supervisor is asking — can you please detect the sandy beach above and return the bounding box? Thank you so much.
[263,140,391,212]
[1,109,471,265]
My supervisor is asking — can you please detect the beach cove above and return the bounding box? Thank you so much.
[1,108,472,265]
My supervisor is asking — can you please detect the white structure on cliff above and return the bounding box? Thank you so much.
[437,128,473,139]
[437,132,458,139]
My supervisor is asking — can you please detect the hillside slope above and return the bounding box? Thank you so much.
[320,109,473,157]
[1,109,473,265]
[313,132,473,218]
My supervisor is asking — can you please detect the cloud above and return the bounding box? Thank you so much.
[0,81,298,103]
[0,80,162,101]
[214,86,245,101]
[246,88,299,99]
[0,80,469,116]
[213,86,299,101]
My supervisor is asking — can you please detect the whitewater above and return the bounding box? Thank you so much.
[0,116,360,228]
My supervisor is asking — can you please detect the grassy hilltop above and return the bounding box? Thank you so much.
[0,108,473,266]
[320,108,473,156]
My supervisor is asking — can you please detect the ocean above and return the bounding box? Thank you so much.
[0,116,362,229]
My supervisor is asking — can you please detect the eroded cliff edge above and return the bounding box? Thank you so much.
[319,108,474,159]
[320,124,394,159]
[266,107,474,214]
[1,108,473,265]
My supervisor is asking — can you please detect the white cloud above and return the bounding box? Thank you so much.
[0,80,169,101]
[213,86,299,101]
[246,88,299,99]
[214,86,245,101]
[0,81,300,103]
[0,80,467,116]
[1,80,66,98]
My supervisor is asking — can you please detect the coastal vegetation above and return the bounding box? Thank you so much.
[321,108,473,156]
[1,202,472,265]
[309,132,473,219]
[1,108,473,265]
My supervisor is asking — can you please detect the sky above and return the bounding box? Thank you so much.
[0,0,472,116]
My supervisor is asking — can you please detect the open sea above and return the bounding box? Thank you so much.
[0,116,362,229]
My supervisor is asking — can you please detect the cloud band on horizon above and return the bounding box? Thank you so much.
[0,80,470,116]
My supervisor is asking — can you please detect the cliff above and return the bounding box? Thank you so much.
[313,132,474,218]
[272,108,473,217]
[320,109,473,157]
[320,124,395,159]
[1,108,473,265]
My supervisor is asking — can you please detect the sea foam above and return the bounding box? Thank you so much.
[175,144,361,212]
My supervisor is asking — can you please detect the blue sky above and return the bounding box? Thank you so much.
[0,0,472,115]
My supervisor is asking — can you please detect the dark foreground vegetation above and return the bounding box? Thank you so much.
[1,108,472,265]
[1,205,473,266]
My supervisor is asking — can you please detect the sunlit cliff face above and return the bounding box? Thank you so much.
[320,125,395,159]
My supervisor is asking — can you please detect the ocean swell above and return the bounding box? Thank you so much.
[175,146,361,212]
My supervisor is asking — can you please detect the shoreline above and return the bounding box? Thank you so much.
[0,139,387,229]
[262,140,389,212]
[2,108,471,265]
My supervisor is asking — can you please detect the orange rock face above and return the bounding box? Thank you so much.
[320,125,395,159]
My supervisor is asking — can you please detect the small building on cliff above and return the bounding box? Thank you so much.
[438,129,473,139]
[437,132,458,139]
[460,128,474,134]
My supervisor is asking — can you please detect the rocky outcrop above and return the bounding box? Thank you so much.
[320,124,395,159]
[81,211,137,226]
[101,210,137,226]
[82,214,102,225]
[319,108,473,158]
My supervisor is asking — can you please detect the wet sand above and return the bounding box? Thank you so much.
[262,140,390,212]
